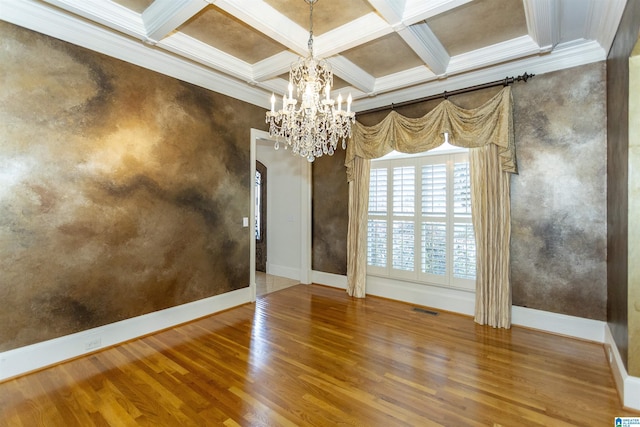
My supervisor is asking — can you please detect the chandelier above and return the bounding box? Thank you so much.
[265,0,355,162]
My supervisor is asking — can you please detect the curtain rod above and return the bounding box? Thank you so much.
[356,72,535,116]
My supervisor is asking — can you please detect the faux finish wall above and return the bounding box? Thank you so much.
[313,63,608,321]
[312,149,348,275]
[510,63,607,320]
[0,22,265,352]
[606,0,640,373]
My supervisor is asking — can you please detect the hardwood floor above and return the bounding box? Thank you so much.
[0,284,636,426]
[255,272,298,297]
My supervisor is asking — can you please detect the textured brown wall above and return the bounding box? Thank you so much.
[510,63,607,320]
[313,64,608,320]
[0,22,266,351]
[606,0,640,372]
[311,148,348,275]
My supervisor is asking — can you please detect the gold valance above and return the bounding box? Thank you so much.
[345,86,517,181]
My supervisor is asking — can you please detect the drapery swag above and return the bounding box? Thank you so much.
[345,87,516,328]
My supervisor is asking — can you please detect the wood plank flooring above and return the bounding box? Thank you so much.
[0,284,637,426]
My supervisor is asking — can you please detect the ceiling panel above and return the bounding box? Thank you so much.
[427,0,528,56]
[264,0,375,35]
[341,33,426,78]
[178,5,287,64]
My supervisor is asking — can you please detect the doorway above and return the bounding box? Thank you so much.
[249,129,312,301]
[255,160,267,272]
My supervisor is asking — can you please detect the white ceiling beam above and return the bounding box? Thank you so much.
[313,13,393,58]
[142,0,208,43]
[366,0,407,24]
[252,51,301,82]
[329,55,377,94]
[584,0,627,55]
[523,0,559,52]
[396,22,449,76]
[213,0,310,56]
[402,0,473,26]
[366,0,451,77]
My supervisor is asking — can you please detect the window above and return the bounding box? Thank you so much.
[367,150,476,290]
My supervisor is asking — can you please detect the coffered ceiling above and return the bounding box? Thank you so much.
[1,0,628,112]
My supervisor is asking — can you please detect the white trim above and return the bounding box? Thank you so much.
[605,324,640,411]
[299,159,312,285]
[250,129,312,291]
[512,306,605,342]
[267,263,302,282]
[366,276,476,315]
[0,287,251,381]
[311,270,348,289]
[249,129,261,303]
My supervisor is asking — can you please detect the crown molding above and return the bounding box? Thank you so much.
[159,32,253,81]
[373,66,437,95]
[352,39,605,112]
[41,0,146,38]
[447,35,541,75]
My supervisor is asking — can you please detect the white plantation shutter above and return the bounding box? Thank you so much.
[393,166,415,216]
[453,223,476,279]
[422,164,447,215]
[453,161,472,216]
[368,168,387,215]
[367,219,387,267]
[392,220,414,271]
[367,151,474,290]
[367,168,388,273]
[421,221,446,275]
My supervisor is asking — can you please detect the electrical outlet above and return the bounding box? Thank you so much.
[85,336,102,351]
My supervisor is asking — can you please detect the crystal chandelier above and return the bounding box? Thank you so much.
[265,0,355,162]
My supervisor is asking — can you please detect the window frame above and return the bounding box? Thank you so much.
[367,149,475,291]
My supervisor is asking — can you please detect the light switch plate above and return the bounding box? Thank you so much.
[242,217,249,227]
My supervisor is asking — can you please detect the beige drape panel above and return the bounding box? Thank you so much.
[346,156,370,298]
[345,87,516,328]
[471,144,512,328]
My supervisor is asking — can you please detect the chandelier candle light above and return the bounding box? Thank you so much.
[265,0,355,162]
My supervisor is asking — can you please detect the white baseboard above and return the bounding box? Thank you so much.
[311,270,347,289]
[267,263,300,282]
[605,325,640,411]
[512,306,606,342]
[366,276,476,315]
[0,287,252,381]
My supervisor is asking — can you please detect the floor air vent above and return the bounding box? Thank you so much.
[412,307,439,316]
